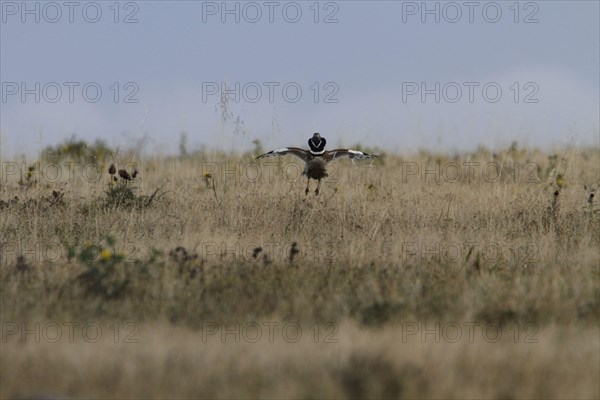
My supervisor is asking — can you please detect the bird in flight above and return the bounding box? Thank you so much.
[256,132,377,195]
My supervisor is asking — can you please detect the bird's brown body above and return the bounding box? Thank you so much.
[303,157,329,181]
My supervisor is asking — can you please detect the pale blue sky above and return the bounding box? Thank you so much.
[1,1,599,157]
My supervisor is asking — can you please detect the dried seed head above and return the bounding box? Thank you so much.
[170,246,189,262]
[108,164,116,175]
[16,255,29,272]
[118,169,132,181]
[289,242,300,262]
[252,247,262,259]
[27,166,35,179]
[132,169,139,179]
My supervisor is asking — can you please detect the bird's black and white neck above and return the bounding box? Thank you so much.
[308,132,326,156]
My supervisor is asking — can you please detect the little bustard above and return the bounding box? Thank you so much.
[257,133,377,195]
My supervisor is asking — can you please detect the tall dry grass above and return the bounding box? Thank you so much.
[1,144,599,398]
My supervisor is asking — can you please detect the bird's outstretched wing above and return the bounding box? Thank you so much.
[256,147,311,162]
[328,149,377,161]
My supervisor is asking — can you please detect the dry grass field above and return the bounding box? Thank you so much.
[1,141,599,399]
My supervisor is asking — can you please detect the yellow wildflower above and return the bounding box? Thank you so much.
[100,249,112,262]
[556,174,565,189]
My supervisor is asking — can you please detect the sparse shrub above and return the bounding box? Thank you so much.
[42,135,113,163]
[101,165,160,210]
[359,301,406,327]
[69,236,132,300]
